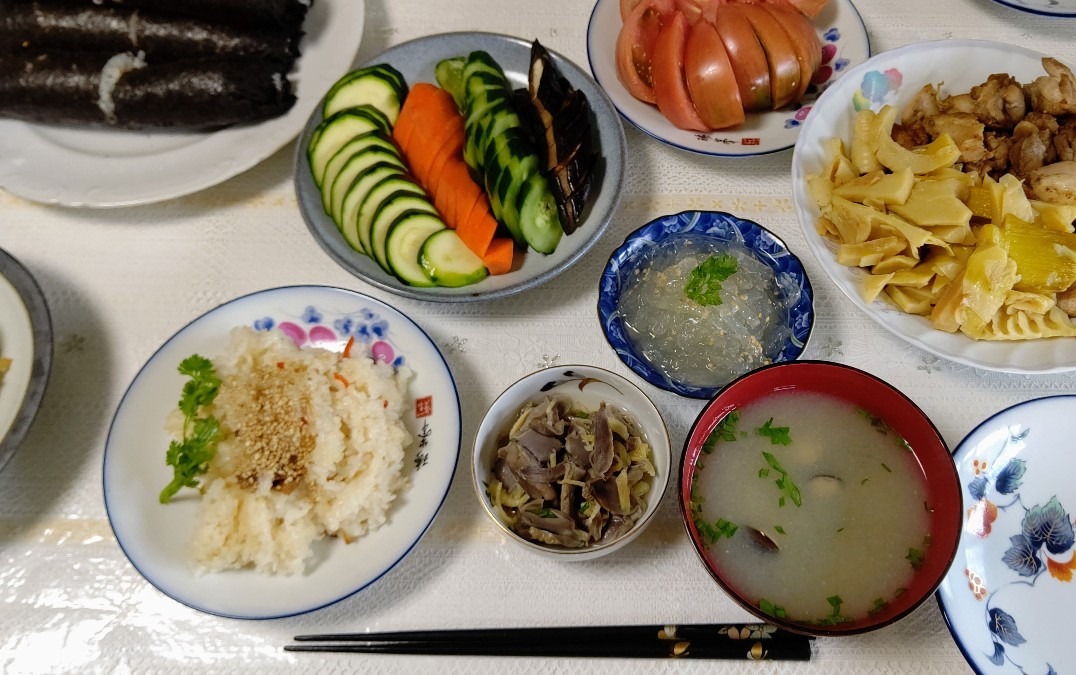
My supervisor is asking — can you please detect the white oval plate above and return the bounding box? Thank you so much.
[0,0,365,208]
[989,0,1076,17]
[937,396,1076,673]
[0,248,52,474]
[586,0,870,157]
[791,40,1076,373]
[296,31,626,302]
[102,286,461,619]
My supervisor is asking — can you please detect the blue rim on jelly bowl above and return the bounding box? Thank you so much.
[598,211,815,399]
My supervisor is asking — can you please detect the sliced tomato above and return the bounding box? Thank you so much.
[734,3,803,109]
[712,3,772,112]
[763,2,821,101]
[674,0,705,23]
[651,10,708,131]
[777,0,830,19]
[684,19,744,129]
[615,0,675,104]
[620,0,643,21]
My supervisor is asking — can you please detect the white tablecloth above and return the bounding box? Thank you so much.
[2,0,1074,672]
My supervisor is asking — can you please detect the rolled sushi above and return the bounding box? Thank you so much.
[0,52,297,131]
[3,0,313,30]
[0,0,302,59]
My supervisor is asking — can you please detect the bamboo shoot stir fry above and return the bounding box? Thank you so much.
[487,396,656,548]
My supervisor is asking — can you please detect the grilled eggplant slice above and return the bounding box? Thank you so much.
[521,40,598,235]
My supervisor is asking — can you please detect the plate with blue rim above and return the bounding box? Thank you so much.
[937,395,1076,674]
[102,285,461,619]
[585,0,870,157]
[987,0,1076,17]
[598,211,814,399]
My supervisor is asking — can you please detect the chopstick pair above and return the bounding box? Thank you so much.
[285,623,813,660]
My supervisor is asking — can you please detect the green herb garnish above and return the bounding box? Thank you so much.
[818,595,848,625]
[758,598,788,619]
[774,525,786,535]
[868,598,889,616]
[160,355,222,504]
[695,516,738,544]
[684,254,738,306]
[703,411,739,455]
[762,451,802,507]
[755,418,792,446]
[906,547,925,570]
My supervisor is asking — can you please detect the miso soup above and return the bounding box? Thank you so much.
[689,390,932,625]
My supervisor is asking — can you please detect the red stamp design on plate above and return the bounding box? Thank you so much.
[415,396,433,418]
[742,138,760,146]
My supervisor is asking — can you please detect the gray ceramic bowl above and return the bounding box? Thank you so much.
[295,32,626,302]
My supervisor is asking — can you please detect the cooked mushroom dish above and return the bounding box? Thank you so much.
[486,395,656,548]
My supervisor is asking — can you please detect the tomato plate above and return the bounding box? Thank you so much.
[587,0,870,156]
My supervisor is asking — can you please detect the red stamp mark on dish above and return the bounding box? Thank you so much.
[742,137,761,146]
[415,396,433,418]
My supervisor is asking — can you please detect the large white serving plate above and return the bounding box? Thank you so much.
[791,40,1076,373]
[0,248,52,474]
[103,286,461,619]
[296,31,626,302]
[988,0,1076,17]
[586,0,871,156]
[0,0,365,207]
[938,396,1076,673]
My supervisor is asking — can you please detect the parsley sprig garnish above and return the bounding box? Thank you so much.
[159,355,221,504]
[755,418,791,445]
[684,254,738,306]
[760,451,802,507]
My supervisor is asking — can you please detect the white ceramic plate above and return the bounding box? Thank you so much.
[296,32,626,302]
[0,248,52,474]
[989,0,1076,17]
[586,0,871,157]
[102,286,461,619]
[791,40,1076,374]
[0,0,365,207]
[937,396,1076,674]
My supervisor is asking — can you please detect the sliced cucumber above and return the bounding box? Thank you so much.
[307,106,392,186]
[338,162,408,252]
[517,172,563,254]
[327,138,404,224]
[323,64,408,123]
[320,132,400,214]
[385,211,446,287]
[434,57,466,109]
[369,191,439,272]
[360,179,432,268]
[420,229,489,287]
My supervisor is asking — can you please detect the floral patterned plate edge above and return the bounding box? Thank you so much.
[103,285,461,619]
[598,211,815,399]
[937,395,1076,674]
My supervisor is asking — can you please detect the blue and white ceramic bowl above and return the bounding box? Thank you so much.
[937,396,1076,674]
[598,211,814,399]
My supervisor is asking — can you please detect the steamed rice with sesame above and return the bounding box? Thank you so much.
[176,326,411,575]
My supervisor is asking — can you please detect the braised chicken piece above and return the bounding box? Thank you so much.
[1025,58,1076,116]
[929,113,987,163]
[1009,112,1060,178]
[1028,161,1076,204]
[1056,117,1076,161]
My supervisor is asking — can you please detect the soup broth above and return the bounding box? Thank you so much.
[690,390,932,625]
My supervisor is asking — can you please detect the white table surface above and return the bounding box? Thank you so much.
[1,0,1074,672]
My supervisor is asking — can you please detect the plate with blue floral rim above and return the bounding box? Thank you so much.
[585,0,870,157]
[988,0,1076,17]
[102,285,461,619]
[937,396,1076,674]
[598,210,814,399]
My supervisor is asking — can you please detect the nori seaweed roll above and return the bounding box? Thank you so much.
[3,0,313,30]
[0,52,297,130]
[0,1,301,58]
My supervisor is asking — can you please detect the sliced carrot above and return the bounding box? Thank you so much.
[410,118,464,187]
[435,159,477,223]
[482,236,515,275]
[393,82,455,155]
[459,198,499,258]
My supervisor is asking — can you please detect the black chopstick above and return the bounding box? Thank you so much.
[286,624,813,661]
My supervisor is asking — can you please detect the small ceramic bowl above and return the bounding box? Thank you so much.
[679,361,962,636]
[598,211,814,399]
[473,364,671,560]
